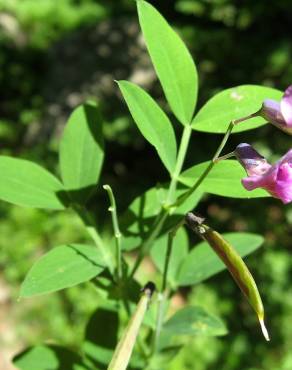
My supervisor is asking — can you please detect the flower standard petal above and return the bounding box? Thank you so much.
[262,99,284,123]
[279,148,292,164]
[259,86,292,134]
[280,85,292,126]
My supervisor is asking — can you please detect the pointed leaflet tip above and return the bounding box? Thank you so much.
[259,317,270,341]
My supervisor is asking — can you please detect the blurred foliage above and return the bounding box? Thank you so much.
[0,0,292,369]
[0,0,108,48]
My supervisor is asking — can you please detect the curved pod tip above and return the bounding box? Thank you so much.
[259,317,270,341]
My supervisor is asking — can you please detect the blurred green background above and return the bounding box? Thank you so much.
[0,1,291,369]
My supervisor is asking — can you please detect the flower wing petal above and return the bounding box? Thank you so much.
[241,165,278,196]
[242,176,263,191]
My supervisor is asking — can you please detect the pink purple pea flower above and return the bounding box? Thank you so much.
[259,85,292,134]
[234,143,292,204]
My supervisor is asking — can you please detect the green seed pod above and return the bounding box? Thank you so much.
[108,282,156,370]
[185,213,269,341]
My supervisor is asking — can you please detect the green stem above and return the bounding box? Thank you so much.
[166,124,192,205]
[73,205,114,274]
[103,185,122,280]
[215,151,235,162]
[129,125,192,278]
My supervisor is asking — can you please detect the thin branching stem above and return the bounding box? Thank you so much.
[130,112,258,278]
[173,112,258,208]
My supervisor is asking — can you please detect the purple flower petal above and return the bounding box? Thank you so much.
[274,163,292,204]
[280,85,292,126]
[241,176,264,191]
[262,99,285,124]
[259,87,292,134]
[263,99,281,115]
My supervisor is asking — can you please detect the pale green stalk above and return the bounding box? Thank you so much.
[166,124,192,205]
[103,184,122,280]
[108,283,155,370]
[73,205,114,274]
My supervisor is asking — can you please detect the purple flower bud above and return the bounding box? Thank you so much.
[260,86,292,134]
[235,143,271,176]
[235,144,292,204]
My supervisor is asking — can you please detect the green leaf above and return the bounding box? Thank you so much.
[137,0,198,125]
[179,160,269,198]
[120,184,202,251]
[163,306,227,336]
[59,102,104,202]
[151,227,189,287]
[20,244,105,297]
[177,232,263,286]
[192,85,282,133]
[13,345,86,370]
[118,81,177,173]
[149,346,182,368]
[0,156,65,210]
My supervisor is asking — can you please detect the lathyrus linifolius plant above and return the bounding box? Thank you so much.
[1,1,290,369]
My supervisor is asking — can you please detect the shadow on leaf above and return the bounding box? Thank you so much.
[13,344,87,370]
[83,307,119,369]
